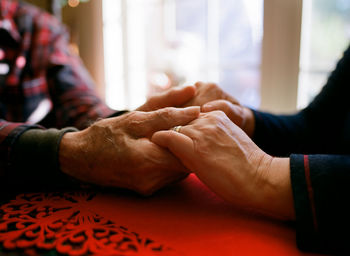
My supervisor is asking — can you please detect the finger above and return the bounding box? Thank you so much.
[132,106,200,136]
[130,138,189,195]
[137,85,196,111]
[151,130,196,171]
[202,100,244,127]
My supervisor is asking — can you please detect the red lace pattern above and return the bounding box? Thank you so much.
[0,192,175,256]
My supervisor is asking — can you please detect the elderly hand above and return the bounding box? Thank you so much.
[137,85,196,112]
[152,111,295,220]
[183,82,255,137]
[59,107,200,195]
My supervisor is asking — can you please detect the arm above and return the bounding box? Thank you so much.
[0,14,113,191]
[0,118,79,192]
[152,111,350,254]
[253,44,350,156]
[196,44,350,156]
[0,10,197,192]
[290,154,350,254]
[45,22,114,130]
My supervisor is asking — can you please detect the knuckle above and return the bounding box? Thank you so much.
[126,111,142,121]
[210,110,226,119]
[208,111,229,126]
[125,111,146,133]
[157,108,173,121]
[220,101,231,112]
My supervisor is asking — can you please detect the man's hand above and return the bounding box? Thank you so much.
[59,107,200,195]
[152,111,295,220]
[184,82,240,107]
[137,85,196,111]
[183,82,255,137]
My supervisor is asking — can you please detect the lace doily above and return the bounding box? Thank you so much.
[0,192,176,256]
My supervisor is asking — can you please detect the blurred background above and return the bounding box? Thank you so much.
[26,0,350,113]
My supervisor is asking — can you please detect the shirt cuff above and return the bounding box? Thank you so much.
[8,127,78,191]
[290,154,319,251]
[290,154,350,253]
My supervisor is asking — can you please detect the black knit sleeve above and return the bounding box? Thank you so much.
[290,154,350,254]
[251,44,350,254]
[253,44,350,157]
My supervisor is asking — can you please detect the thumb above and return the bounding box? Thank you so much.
[151,130,196,171]
[137,85,196,111]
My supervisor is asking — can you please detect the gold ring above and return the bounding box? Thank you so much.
[172,125,182,133]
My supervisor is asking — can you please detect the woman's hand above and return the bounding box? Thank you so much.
[183,82,255,137]
[202,99,255,138]
[152,111,295,220]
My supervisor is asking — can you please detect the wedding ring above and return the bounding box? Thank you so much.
[172,125,182,133]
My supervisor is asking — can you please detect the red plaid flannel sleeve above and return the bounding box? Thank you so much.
[45,17,115,129]
[0,1,116,177]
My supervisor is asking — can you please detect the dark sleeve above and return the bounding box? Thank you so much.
[253,44,350,156]
[1,127,78,193]
[251,45,350,253]
[290,154,350,254]
[0,110,129,193]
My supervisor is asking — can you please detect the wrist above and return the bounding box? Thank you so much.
[242,107,255,138]
[59,130,88,181]
[258,157,295,220]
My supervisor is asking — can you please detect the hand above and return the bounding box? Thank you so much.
[59,107,200,195]
[183,82,255,137]
[152,111,295,220]
[137,85,196,111]
[183,82,240,107]
[202,99,255,138]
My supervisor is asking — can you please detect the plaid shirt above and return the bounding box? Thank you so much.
[0,1,114,173]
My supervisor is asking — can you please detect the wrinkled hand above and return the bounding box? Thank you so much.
[183,82,255,137]
[184,82,240,107]
[137,85,196,111]
[152,111,294,219]
[59,107,200,195]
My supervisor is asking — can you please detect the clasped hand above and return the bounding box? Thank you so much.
[59,85,199,195]
[59,81,294,220]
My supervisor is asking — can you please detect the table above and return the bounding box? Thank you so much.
[0,174,321,256]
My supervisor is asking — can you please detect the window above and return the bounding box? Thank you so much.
[102,0,349,112]
[103,0,263,110]
[298,0,350,108]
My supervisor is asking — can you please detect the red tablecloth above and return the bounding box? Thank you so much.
[0,174,322,256]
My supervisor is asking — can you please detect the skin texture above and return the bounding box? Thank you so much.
[60,106,200,195]
[137,85,196,111]
[184,82,255,137]
[59,85,199,195]
[152,111,295,220]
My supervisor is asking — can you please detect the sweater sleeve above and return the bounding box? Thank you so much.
[290,154,350,254]
[1,127,78,193]
[251,44,350,254]
[253,44,350,157]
